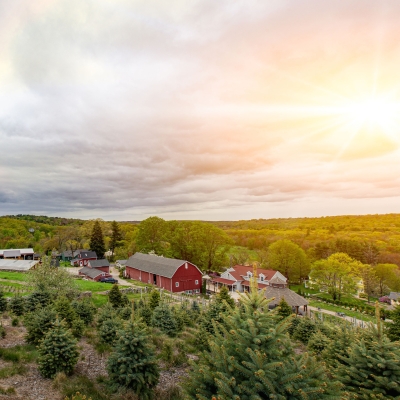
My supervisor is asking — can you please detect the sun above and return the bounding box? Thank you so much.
[339,96,400,131]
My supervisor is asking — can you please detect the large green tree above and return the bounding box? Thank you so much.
[136,216,169,255]
[374,263,398,296]
[109,220,122,258]
[360,264,379,302]
[185,284,343,399]
[310,252,363,300]
[89,220,106,258]
[267,239,309,282]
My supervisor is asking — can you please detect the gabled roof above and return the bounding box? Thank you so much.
[62,249,87,258]
[0,259,39,271]
[264,286,308,307]
[78,251,97,258]
[0,248,34,256]
[228,265,279,282]
[269,276,287,286]
[88,259,110,268]
[79,267,103,279]
[126,252,202,279]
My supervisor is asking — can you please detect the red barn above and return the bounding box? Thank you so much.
[71,251,97,267]
[125,253,203,294]
[79,259,111,281]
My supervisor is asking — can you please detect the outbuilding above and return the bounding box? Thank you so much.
[125,252,203,294]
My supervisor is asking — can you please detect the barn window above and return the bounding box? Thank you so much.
[195,280,199,285]
[175,282,179,287]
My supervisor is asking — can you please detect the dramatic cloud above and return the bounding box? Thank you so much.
[1,0,400,220]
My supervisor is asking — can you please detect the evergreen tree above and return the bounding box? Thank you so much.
[336,324,400,399]
[107,322,159,399]
[99,318,123,345]
[0,290,8,312]
[216,285,235,308]
[118,306,132,321]
[9,296,25,316]
[308,330,331,355]
[151,305,178,337]
[139,304,152,326]
[148,289,160,310]
[276,297,293,319]
[185,285,343,399]
[322,325,356,367]
[25,290,52,312]
[38,320,79,378]
[25,306,57,345]
[53,297,78,327]
[89,220,106,259]
[97,303,116,326]
[109,221,122,258]
[72,299,97,325]
[387,304,400,341]
[292,317,317,344]
[108,284,122,308]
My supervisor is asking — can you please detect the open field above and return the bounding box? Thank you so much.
[0,272,28,282]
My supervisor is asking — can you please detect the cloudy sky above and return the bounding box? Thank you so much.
[1,0,400,221]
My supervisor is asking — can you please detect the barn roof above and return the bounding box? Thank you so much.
[263,286,308,307]
[0,248,34,256]
[126,252,202,279]
[79,267,103,279]
[0,259,39,271]
[88,259,110,268]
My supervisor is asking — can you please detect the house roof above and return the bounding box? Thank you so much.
[126,252,202,279]
[88,259,110,268]
[241,280,268,289]
[389,292,400,300]
[79,267,104,279]
[263,286,308,307]
[62,249,87,258]
[0,248,34,256]
[269,276,287,286]
[212,277,236,285]
[78,251,97,258]
[116,260,127,265]
[228,265,279,282]
[0,259,39,271]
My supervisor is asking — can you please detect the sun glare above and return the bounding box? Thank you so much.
[340,96,400,131]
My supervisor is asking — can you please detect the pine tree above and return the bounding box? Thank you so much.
[89,220,106,259]
[308,330,331,355]
[322,324,356,367]
[108,284,122,308]
[9,296,25,316]
[139,304,152,326]
[186,285,343,399]
[25,306,57,345]
[38,320,79,378]
[292,317,317,344]
[216,285,235,309]
[387,304,400,341]
[72,299,97,325]
[97,303,116,326]
[151,305,178,337]
[99,318,123,345]
[53,297,79,327]
[109,221,122,258]
[0,290,7,312]
[148,289,160,310]
[336,324,400,399]
[107,322,159,399]
[25,290,52,312]
[276,297,293,319]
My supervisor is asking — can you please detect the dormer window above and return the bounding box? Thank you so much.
[247,271,252,278]
[260,276,264,281]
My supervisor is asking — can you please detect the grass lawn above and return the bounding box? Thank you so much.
[309,300,375,323]
[124,279,153,288]
[91,294,109,307]
[289,283,319,295]
[0,271,28,282]
[74,279,115,292]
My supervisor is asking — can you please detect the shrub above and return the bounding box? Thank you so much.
[9,297,25,316]
[308,330,331,354]
[0,326,5,339]
[11,317,19,327]
[149,290,161,310]
[24,291,52,312]
[38,320,79,378]
[53,297,79,327]
[139,304,152,326]
[97,303,116,327]
[118,306,132,321]
[0,291,8,312]
[71,318,85,338]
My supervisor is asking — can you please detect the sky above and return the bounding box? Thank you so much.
[1,0,400,221]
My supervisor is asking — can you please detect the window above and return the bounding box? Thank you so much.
[195,280,199,285]
[185,290,193,295]
[260,276,264,281]
[195,289,200,294]
[175,282,179,287]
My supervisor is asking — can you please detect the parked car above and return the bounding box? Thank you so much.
[100,277,118,284]
[336,312,346,317]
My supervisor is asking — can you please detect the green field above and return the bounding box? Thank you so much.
[309,300,375,323]
[0,271,28,282]
[74,279,115,292]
